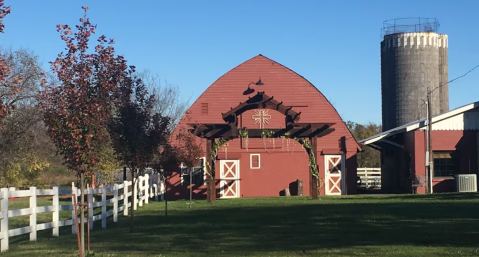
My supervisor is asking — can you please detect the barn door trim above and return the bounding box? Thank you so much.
[324,154,346,195]
[219,160,240,198]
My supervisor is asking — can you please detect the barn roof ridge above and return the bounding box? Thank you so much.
[175,54,361,150]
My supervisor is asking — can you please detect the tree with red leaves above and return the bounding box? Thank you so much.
[0,0,21,129]
[0,0,10,34]
[175,127,203,207]
[38,6,127,256]
[151,143,180,217]
[108,68,170,232]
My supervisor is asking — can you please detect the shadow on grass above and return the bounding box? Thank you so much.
[4,194,479,256]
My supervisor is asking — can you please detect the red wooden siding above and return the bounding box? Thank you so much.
[166,54,359,199]
[409,130,477,193]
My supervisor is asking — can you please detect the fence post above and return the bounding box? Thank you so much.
[145,174,149,204]
[88,186,93,231]
[149,184,153,202]
[153,174,157,201]
[52,186,59,237]
[71,184,77,234]
[113,184,118,222]
[101,188,106,229]
[1,188,9,252]
[123,181,129,216]
[134,178,138,210]
[29,187,37,241]
[367,169,371,188]
[138,176,143,208]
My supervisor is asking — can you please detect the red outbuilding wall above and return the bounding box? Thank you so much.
[410,130,477,193]
[166,54,360,200]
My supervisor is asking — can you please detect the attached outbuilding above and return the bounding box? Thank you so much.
[167,54,360,200]
[359,101,479,194]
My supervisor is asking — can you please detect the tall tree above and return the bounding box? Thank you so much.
[0,47,52,187]
[346,121,381,167]
[136,69,191,131]
[39,6,127,256]
[108,68,170,232]
[0,1,20,128]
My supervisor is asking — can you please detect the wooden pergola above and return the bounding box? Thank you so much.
[188,91,336,202]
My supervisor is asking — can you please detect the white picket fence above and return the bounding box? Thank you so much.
[357,168,381,188]
[0,174,164,252]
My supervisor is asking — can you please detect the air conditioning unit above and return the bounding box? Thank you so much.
[454,174,477,192]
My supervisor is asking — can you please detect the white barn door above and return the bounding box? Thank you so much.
[324,154,346,195]
[219,160,240,198]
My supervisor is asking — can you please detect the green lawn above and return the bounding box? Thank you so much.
[2,194,479,256]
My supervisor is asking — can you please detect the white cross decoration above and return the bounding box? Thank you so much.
[223,162,238,179]
[330,177,341,193]
[223,181,237,196]
[252,109,271,129]
[328,158,341,173]
[328,158,342,193]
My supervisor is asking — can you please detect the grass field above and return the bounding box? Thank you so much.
[2,193,479,256]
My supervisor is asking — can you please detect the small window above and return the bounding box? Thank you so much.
[201,103,208,115]
[181,159,205,185]
[433,151,458,177]
[250,154,260,169]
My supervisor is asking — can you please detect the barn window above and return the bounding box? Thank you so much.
[181,158,205,185]
[250,154,260,169]
[201,103,208,115]
[433,151,458,177]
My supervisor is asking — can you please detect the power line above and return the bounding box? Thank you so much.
[431,63,479,94]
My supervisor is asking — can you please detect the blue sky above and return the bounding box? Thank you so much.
[1,0,478,124]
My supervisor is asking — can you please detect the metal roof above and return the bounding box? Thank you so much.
[359,100,479,145]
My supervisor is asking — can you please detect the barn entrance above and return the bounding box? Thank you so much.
[188,91,336,202]
[324,154,345,195]
[219,160,240,198]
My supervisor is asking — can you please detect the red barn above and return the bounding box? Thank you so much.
[167,54,360,200]
[359,102,479,194]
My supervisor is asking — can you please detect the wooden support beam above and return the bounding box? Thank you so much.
[309,126,333,138]
[310,136,319,200]
[314,128,335,139]
[189,124,335,139]
[289,124,312,138]
[222,93,301,122]
[230,115,238,138]
[206,138,214,203]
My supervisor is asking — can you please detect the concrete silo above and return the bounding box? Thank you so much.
[380,18,449,131]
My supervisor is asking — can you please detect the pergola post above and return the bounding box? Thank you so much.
[310,136,319,200]
[206,138,215,202]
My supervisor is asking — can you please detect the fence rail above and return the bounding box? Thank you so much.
[0,174,164,252]
[357,168,381,189]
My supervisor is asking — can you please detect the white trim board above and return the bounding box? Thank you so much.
[250,154,260,169]
[359,101,479,146]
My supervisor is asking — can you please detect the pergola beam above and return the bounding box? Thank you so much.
[189,124,335,139]
[222,92,301,123]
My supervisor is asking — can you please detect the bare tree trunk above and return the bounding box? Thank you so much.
[130,166,136,233]
[80,172,85,256]
[165,178,168,217]
[189,168,192,208]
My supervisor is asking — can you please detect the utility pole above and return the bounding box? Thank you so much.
[426,87,434,193]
